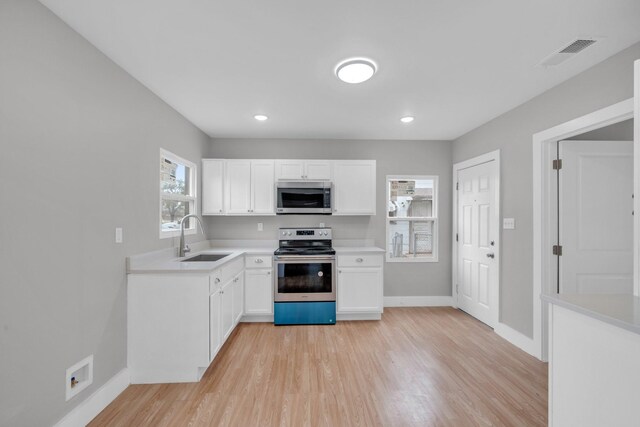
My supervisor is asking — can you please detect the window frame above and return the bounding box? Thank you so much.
[385,175,439,263]
[159,148,198,239]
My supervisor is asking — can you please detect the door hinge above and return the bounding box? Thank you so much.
[552,159,563,170]
[456,233,458,242]
[456,182,459,190]
[553,245,563,256]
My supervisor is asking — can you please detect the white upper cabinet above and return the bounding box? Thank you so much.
[251,160,275,214]
[224,160,274,215]
[224,160,252,214]
[275,160,332,181]
[333,160,376,215]
[202,159,224,215]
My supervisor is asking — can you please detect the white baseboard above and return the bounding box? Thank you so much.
[495,322,540,359]
[54,368,130,427]
[384,296,454,307]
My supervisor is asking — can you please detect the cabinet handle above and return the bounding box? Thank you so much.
[267,271,271,275]
[255,259,263,263]
[356,258,364,263]
[219,209,222,213]
[215,278,220,284]
[339,270,342,273]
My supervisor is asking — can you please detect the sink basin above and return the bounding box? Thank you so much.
[181,253,231,262]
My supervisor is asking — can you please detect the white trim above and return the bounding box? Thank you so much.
[54,368,130,427]
[452,150,501,329]
[385,175,439,263]
[635,61,640,298]
[383,296,454,307]
[494,322,538,358]
[159,148,198,239]
[532,97,634,362]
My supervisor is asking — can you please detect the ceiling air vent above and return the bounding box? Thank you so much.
[539,37,600,67]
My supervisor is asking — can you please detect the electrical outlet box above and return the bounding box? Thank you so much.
[115,227,123,243]
[257,223,263,231]
[503,218,515,229]
[66,355,93,401]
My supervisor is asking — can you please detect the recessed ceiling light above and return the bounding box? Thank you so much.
[400,116,414,123]
[335,58,377,84]
[254,114,268,121]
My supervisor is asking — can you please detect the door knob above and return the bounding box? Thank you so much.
[486,253,495,259]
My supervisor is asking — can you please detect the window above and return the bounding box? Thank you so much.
[160,149,197,238]
[386,176,438,262]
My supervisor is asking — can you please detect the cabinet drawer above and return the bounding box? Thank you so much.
[245,255,273,269]
[221,257,244,283]
[338,254,383,268]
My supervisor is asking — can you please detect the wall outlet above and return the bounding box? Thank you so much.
[257,223,263,231]
[115,227,123,243]
[503,218,515,229]
[66,355,93,401]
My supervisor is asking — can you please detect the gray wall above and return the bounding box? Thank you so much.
[567,118,633,140]
[206,139,452,297]
[0,1,209,426]
[452,43,640,337]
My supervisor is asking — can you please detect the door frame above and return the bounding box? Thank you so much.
[452,149,501,328]
[532,97,634,361]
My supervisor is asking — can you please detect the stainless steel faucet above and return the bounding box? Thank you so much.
[178,214,206,257]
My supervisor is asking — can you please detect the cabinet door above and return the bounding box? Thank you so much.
[337,267,383,313]
[251,160,275,214]
[305,160,332,180]
[225,160,252,214]
[244,269,273,314]
[275,160,304,180]
[333,160,376,215]
[202,159,225,215]
[233,272,244,325]
[209,290,222,361]
[221,280,234,340]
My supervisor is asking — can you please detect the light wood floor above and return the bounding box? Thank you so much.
[90,308,547,426]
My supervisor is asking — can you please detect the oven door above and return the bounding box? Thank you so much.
[276,182,332,214]
[274,256,336,302]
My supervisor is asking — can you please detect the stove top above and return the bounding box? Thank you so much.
[275,227,334,256]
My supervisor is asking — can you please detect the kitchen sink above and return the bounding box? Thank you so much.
[181,253,231,262]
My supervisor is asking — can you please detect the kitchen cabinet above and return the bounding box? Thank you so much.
[333,160,376,215]
[224,159,275,215]
[275,159,332,181]
[337,253,383,314]
[232,271,244,325]
[221,279,234,340]
[202,159,224,215]
[244,269,273,315]
[209,288,222,361]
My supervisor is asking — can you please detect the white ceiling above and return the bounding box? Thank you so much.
[40,0,640,140]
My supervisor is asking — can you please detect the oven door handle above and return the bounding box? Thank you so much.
[274,256,335,261]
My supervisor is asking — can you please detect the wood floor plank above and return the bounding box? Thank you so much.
[88,307,547,427]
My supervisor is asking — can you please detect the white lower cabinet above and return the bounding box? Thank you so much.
[244,269,273,315]
[221,279,234,340]
[232,272,244,325]
[337,253,383,314]
[209,289,222,361]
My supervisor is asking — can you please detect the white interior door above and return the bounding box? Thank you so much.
[559,140,634,294]
[456,160,499,327]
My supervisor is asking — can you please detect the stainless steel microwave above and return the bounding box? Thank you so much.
[276,181,332,215]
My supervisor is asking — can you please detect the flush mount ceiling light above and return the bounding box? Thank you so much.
[400,116,414,123]
[254,114,268,121]
[335,58,377,84]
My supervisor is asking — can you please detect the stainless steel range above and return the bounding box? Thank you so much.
[273,227,336,325]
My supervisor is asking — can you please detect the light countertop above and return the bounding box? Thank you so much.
[542,293,640,335]
[127,240,384,274]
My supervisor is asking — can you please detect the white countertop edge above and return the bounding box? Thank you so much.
[128,242,384,274]
[542,293,640,335]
